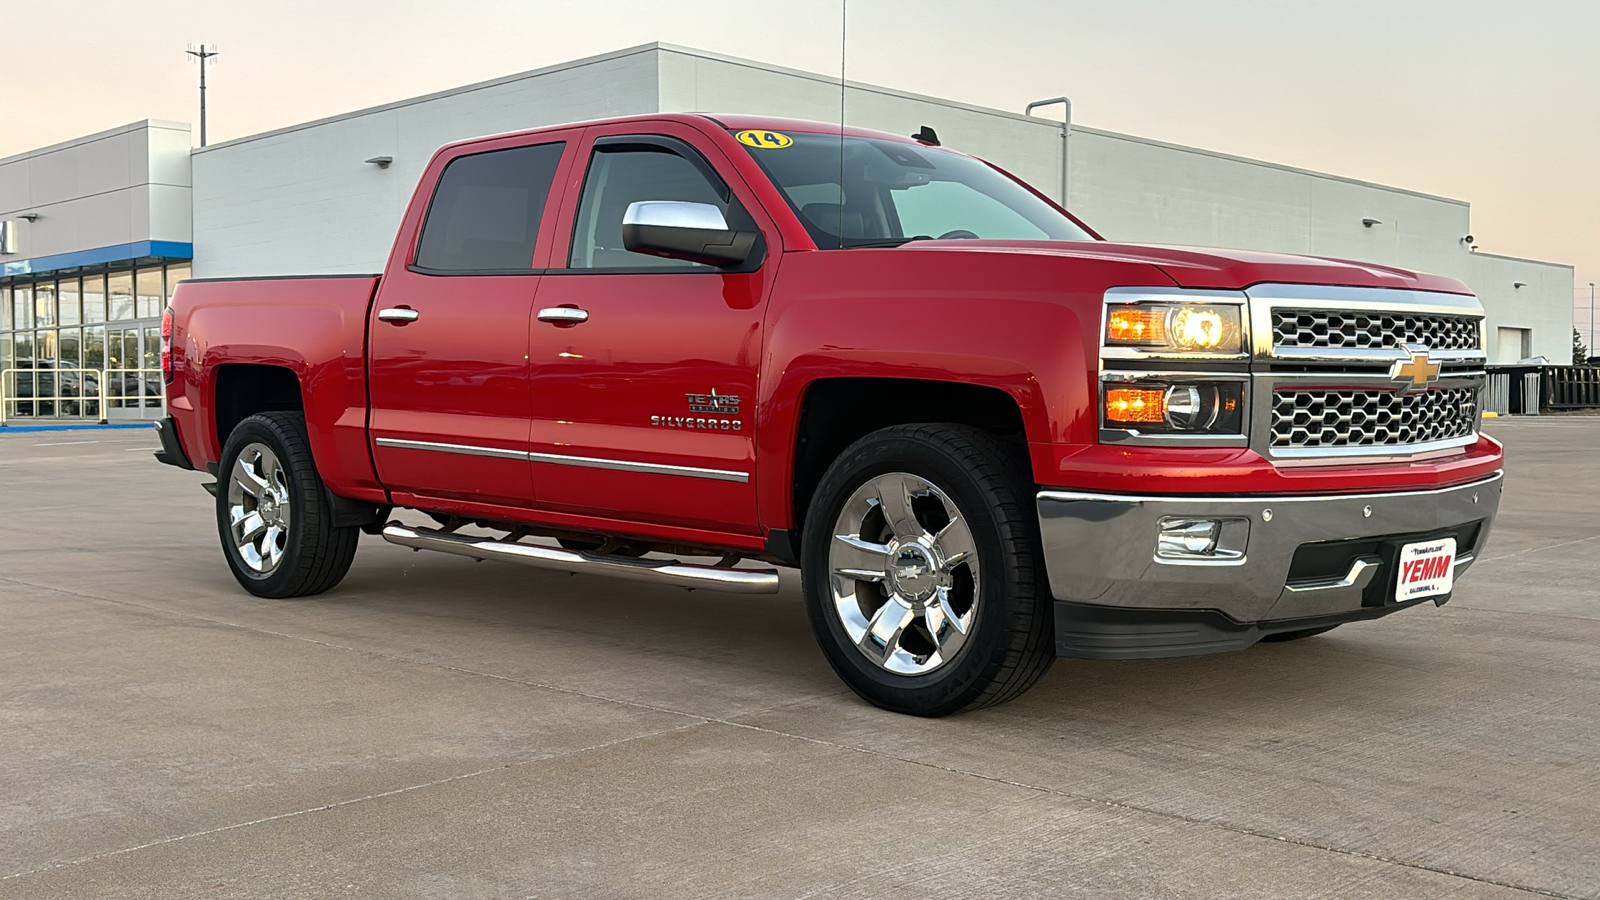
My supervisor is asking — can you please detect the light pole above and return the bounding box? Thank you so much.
[186,44,220,147]
[1590,282,1596,363]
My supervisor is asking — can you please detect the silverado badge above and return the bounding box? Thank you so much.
[653,390,744,431]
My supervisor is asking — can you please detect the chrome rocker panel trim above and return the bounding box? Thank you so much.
[1036,473,1503,656]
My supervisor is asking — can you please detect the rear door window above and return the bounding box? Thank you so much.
[414,142,565,272]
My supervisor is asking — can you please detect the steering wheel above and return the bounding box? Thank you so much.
[937,229,981,240]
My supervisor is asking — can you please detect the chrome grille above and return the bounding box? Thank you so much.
[1272,310,1480,351]
[1270,387,1478,449]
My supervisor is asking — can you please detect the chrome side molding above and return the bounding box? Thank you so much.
[373,437,750,483]
[380,523,781,594]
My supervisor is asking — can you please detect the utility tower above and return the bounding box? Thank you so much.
[186,44,220,147]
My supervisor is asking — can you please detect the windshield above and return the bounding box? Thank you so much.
[734,130,1093,248]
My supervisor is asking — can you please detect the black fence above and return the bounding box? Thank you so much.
[1544,367,1600,409]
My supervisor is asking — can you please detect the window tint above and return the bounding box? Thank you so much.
[569,144,742,270]
[415,142,565,272]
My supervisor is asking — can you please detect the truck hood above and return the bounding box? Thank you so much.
[902,239,1473,295]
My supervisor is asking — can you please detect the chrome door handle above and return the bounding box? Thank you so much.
[538,307,589,325]
[377,308,420,323]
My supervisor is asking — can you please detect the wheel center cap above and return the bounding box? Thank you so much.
[888,543,937,602]
[260,496,278,522]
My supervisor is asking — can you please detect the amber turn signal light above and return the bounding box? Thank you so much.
[1105,388,1167,424]
[1106,307,1167,345]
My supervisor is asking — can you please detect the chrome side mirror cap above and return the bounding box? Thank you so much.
[621,200,757,268]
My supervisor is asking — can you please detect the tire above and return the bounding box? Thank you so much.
[800,424,1054,717]
[217,412,360,598]
[1259,624,1340,643]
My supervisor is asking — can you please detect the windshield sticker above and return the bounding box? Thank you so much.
[736,130,794,149]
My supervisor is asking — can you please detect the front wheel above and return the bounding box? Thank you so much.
[217,412,359,598]
[801,425,1054,717]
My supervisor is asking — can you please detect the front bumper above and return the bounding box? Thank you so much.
[1036,473,1502,659]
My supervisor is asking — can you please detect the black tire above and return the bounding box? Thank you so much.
[216,412,359,598]
[801,424,1054,717]
[1259,624,1340,643]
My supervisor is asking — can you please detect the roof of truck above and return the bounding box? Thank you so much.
[432,112,922,156]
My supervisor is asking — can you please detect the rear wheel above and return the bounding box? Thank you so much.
[217,412,359,598]
[801,425,1054,717]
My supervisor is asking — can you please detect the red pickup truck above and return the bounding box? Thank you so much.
[156,114,1503,716]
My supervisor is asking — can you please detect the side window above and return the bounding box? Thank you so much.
[414,142,565,272]
[568,143,746,270]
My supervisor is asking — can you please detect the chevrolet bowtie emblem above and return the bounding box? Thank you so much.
[1390,344,1441,392]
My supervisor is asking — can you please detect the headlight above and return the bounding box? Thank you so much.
[1103,381,1244,434]
[1105,303,1243,354]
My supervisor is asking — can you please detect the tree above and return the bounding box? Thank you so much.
[1576,329,1591,366]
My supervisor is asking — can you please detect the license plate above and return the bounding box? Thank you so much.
[1395,537,1457,602]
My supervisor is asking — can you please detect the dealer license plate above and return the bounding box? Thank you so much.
[1395,537,1457,602]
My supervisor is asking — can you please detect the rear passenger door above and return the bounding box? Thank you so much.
[526,123,781,534]
[367,138,570,510]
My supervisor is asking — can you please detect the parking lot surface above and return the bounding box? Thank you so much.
[1,419,1596,899]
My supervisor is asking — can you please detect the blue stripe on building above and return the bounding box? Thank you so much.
[1,241,193,279]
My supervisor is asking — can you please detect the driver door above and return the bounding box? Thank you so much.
[526,123,781,534]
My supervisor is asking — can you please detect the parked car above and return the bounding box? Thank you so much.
[156,115,1503,716]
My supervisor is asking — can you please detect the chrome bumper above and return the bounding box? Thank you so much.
[1036,473,1503,629]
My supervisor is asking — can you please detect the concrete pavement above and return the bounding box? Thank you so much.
[0,420,1595,898]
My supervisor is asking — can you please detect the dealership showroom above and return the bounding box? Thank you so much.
[3,39,1598,900]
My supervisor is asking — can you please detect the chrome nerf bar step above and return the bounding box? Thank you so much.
[380,523,781,594]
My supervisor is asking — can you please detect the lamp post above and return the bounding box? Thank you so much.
[186,44,219,148]
[1590,282,1596,364]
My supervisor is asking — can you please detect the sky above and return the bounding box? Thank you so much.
[6,0,1599,328]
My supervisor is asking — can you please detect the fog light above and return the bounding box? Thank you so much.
[1158,518,1221,558]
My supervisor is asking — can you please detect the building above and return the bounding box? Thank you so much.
[0,44,1576,421]
[0,120,193,421]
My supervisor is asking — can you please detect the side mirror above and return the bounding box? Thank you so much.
[621,201,758,268]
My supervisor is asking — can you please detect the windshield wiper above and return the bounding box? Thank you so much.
[841,236,933,249]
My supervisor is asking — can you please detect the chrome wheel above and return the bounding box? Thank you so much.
[227,441,292,575]
[827,472,980,675]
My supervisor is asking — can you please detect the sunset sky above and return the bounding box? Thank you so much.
[7,0,1598,326]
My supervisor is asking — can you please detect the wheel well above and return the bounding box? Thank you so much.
[213,364,303,450]
[789,378,1029,536]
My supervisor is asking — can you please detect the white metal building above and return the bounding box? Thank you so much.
[0,121,195,420]
[0,43,1577,423]
[187,43,1574,364]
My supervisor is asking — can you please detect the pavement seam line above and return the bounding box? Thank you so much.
[1477,532,1600,563]
[716,720,1579,900]
[0,721,706,883]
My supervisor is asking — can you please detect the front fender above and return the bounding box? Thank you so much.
[754,249,1174,529]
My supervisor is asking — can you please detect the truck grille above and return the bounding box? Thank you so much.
[1270,387,1479,450]
[1272,310,1481,351]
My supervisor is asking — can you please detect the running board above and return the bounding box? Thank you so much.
[380,523,781,594]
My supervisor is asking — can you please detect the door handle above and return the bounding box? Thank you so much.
[538,307,589,325]
[377,308,420,324]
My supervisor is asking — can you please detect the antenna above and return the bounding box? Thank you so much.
[186,43,221,147]
[837,0,847,248]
